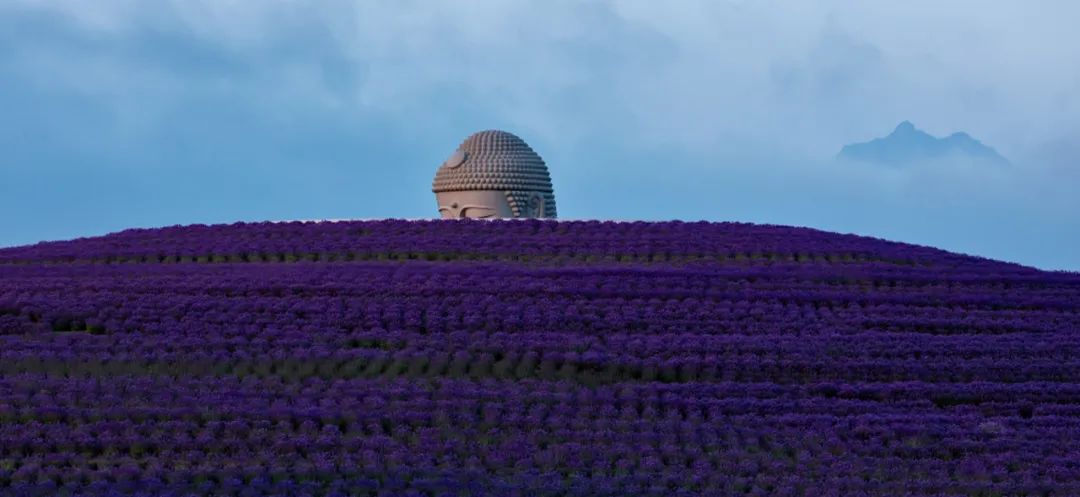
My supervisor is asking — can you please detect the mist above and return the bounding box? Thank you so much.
[2,1,1077,270]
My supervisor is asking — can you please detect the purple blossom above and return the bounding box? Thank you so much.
[0,220,1078,495]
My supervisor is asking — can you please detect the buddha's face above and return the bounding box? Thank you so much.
[436,191,516,219]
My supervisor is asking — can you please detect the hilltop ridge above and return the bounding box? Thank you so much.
[0,219,1031,273]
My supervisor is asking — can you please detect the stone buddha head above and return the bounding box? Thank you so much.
[433,130,557,219]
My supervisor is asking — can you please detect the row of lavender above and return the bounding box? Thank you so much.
[1,220,1079,496]
[3,377,1079,496]
[0,220,1014,269]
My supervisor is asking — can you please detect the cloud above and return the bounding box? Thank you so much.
[7,0,1079,153]
[0,0,1077,269]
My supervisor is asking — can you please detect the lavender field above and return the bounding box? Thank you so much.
[1,219,1079,496]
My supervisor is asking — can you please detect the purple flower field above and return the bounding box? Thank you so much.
[1,219,1079,496]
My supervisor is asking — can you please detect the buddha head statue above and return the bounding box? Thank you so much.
[433,130,557,219]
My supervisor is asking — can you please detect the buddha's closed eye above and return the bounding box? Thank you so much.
[460,206,497,219]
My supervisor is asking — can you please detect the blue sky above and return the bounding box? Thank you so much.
[2,1,1078,270]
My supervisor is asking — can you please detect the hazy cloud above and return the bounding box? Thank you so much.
[1,1,1077,269]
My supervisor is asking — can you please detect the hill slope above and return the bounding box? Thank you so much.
[1,220,1079,496]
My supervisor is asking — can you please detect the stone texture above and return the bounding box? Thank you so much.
[433,130,557,219]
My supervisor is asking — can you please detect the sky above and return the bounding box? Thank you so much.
[2,1,1078,271]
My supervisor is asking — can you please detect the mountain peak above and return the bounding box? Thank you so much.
[838,122,1009,166]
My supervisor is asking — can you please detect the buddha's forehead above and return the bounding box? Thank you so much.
[438,190,509,205]
[436,191,514,219]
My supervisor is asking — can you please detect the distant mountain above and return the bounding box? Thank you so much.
[838,121,1009,166]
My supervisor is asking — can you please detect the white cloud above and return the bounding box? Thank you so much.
[10,0,1079,157]
[3,0,1078,268]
